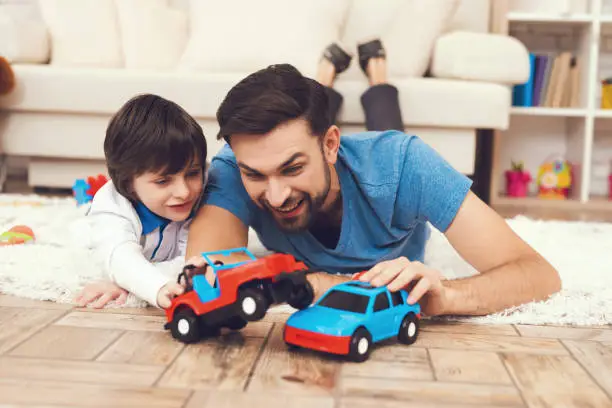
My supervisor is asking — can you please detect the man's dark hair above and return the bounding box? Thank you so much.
[104,93,207,200]
[216,64,331,143]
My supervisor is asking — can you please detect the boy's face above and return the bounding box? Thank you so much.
[132,162,203,222]
[230,118,340,232]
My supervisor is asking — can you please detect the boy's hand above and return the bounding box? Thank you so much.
[75,281,128,309]
[157,282,185,309]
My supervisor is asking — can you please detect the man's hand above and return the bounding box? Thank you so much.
[75,281,128,309]
[358,257,450,316]
[156,282,185,309]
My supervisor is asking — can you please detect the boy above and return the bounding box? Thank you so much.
[75,94,207,309]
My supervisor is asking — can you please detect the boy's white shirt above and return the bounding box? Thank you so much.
[87,181,196,307]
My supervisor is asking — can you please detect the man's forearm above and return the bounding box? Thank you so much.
[307,272,352,301]
[443,254,561,316]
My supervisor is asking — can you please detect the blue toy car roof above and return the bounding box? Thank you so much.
[333,281,389,297]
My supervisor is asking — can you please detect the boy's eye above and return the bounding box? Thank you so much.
[282,165,303,175]
[187,169,201,178]
[154,178,169,185]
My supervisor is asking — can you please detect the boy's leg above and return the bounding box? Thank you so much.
[359,40,405,132]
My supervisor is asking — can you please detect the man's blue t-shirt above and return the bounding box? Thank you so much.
[203,131,472,275]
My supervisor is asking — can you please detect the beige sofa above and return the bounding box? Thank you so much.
[0,0,528,202]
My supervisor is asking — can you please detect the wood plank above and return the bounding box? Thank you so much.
[239,321,274,338]
[516,325,612,342]
[563,340,612,396]
[0,378,190,407]
[342,347,433,381]
[55,311,166,332]
[0,307,66,354]
[429,349,512,384]
[0,356,165,387]
[9,325,122,360]
[502,353,611,407]
[157,333,264,390]
[78,306,165,316]
[339,398,503,408]
[185,391,334,408]
[0,294,73,310]
[421,320,518,336]
[341,377,523,406]
[96,331,185,366]
[247,325,340,396]
[415,331,567,355]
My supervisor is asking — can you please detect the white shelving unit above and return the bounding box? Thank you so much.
[494,0,612,211]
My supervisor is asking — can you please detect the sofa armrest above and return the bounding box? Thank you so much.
[0,15,49,64]
[430,31,530,85]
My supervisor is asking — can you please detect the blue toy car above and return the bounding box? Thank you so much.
[283,280,421,362]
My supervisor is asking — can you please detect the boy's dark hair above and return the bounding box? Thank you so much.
[104,93,207,200]
[216,64,331,143]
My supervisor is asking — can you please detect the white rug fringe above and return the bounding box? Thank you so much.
[1,193,610,325]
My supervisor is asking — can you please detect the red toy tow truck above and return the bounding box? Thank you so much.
[164,247,314,343]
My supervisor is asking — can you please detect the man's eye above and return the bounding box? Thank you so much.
[283,166,303,175]
[245,172,264,180]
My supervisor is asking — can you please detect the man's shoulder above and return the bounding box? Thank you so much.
[339,130,418,184]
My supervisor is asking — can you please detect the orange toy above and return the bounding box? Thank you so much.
[0,225,36,246]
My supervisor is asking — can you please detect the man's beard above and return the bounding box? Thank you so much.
[261,163,331,233]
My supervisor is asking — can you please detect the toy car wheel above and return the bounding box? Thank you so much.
[287,282,314,310]
[171,308,201,344]
[225,316,248,331]
[348,327,372,362]
[398,312,419,345]
[237,288,269,321]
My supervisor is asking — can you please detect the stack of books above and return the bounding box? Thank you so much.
[512,51,580,108]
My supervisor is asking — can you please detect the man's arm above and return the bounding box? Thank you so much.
[442,191,561,315]
[186,204,251,264]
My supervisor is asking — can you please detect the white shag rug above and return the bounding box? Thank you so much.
[0,193,610,326]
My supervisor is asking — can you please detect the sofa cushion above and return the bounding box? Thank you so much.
[178,0,350,78]
[339,0,459,80]
[0,64,510,130]
[38,0,123,68]
[115,0,188,70]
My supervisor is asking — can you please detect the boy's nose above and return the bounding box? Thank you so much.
[172,179,190,199]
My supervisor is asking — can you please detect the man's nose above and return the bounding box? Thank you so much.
[265,178,290,208]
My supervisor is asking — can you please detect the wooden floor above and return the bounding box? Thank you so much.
[0,294,610,407]
[3,177,612,406]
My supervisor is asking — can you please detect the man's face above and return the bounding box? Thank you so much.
[230,118,340,232]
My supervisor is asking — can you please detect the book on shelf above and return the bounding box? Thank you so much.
[512,51,580,108]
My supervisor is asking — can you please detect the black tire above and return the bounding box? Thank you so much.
[398,312,419,345]
[348,327,372,362]
[170,308,201,344]
[287,282,314,310]
[237,288,269,321]
[225,316,248,331]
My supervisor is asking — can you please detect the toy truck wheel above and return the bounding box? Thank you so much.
[348,327,372,362]
[225,316,248,331]
[237,288,269,321]
[398,312,419,345]
[287,282,314,310]
[171,308,201,344]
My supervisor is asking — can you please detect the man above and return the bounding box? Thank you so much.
[186,63,561,317]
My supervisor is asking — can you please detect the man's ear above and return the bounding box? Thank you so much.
[322,125,341,165]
